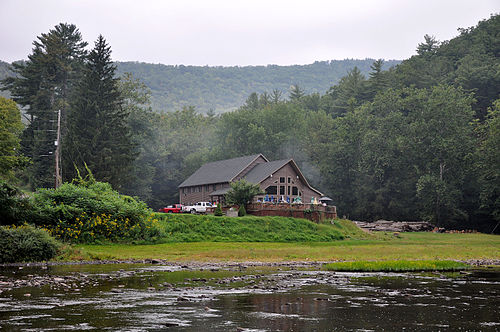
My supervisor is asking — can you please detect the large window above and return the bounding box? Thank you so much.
[280,177,285,183]
[265,186,277,195]
[280,186,285,195]
[292,186,298,195]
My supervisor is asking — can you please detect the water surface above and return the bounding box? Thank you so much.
[0,264,498,331]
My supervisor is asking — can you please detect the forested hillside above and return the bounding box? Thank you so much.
[1,59,400,113]
[2,14,499,232]
[115,59,400,113]
[0,60,14,98]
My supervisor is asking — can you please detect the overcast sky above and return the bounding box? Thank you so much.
[1,0,498,66]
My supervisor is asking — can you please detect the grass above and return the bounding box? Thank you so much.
[154,214,365,242]
[75,231,500,263]
[323,260,470,272]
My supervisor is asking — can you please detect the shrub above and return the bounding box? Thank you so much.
[0,180,31,226]
[0,225,60,263]
[27,180,162,243]
[238,205,246,217]
[214,203,223,216]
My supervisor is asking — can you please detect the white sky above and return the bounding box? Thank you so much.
[0,0,498,66]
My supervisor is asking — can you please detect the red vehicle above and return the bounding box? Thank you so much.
[158,204,183,213]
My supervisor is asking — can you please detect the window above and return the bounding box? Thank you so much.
[265,186,277,195]
[213,184,217,191]
[182,188,186,194]
[292,186,298,195]
[205,185,209,192]
[287,177,291,183]
[280,177,285,183]
[280,186,285,195]
[287,186,290,195]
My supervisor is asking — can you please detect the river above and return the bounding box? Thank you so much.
[0,263,499,331]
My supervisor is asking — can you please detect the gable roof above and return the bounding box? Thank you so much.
[244,158,322,196]
[243,159,289,184]
[178,154,266,187]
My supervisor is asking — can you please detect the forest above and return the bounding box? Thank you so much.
[114,59,400,113]
[0,59,400,113]
[1,14,499,232]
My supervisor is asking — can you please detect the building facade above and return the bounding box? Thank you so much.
[178,154,322,205]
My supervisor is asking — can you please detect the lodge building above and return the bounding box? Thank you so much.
[178,154,322,205]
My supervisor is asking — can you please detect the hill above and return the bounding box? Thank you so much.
[1,58,400,113]
[115,59,400,113]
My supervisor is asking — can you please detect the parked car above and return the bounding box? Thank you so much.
[182,202,213,214]
[158,204,183,213]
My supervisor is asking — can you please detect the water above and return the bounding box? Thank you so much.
[0,264,499,331]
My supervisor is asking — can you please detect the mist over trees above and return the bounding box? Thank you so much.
[1,14,499,232]
[114,59,401,113]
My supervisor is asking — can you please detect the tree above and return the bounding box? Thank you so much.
[475,99,500,228]
[289,84,305,102]
[65,35,135,190]
[416,34,439,56]
[367,59,389,98]
[270,89,282,104]
[1,23,87,188]
[118,73,156,202]
[0,97,28,181]
[225,179,263,206]
[323,67,368,117]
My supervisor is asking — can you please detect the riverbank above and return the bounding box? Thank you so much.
[70,232,499,263]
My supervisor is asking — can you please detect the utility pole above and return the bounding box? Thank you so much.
[54,109,62,188]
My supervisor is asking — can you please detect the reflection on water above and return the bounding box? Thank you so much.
[0,264,499,331]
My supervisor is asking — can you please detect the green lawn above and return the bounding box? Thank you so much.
[76,232,500,263]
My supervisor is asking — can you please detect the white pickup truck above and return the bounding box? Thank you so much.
[183,202,213,214]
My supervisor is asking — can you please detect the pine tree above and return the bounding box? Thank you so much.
[289,84,305,102]
[65,35,135,189]
[1,23,87,188]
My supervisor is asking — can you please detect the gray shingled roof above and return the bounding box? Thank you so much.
[243,159,290,184]
[178,154,263,187]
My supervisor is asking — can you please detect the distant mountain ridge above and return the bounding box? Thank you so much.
[1,59,401,113]
[115,59,401,113]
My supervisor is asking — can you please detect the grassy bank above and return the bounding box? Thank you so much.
[323,260,470,272]
[76,232,500,263]
[154,214,369,242]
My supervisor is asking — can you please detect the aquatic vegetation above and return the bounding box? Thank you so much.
[323,260,470,272]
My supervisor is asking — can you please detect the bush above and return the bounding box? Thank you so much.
[238,205,246,217]
[214,203,223,216]
[0,180,31,226]
[0,225,60,263]
[27,181,162,243]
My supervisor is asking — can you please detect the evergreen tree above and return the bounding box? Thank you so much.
[1,23,87,188]
[65,35,135,190]
[289,84,305,102]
